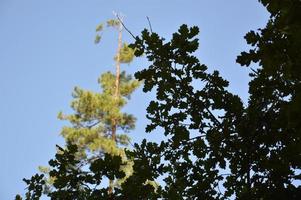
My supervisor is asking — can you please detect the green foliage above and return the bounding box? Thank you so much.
[18,0,301,199]
[17,144,127,200]
[54,46,139,193]
[56,71,140,161]
[96,23,103,32]
[94,23,103,44]
[106,19,120,28]
[33,71,139,197]
[95,18,121,44]
[94,34,101,44]
[95,17,136,63]
[35,16,139,197]
[114,43,135,63]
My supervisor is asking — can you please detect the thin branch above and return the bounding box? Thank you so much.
[87,121,100,129]
[115,14,137,40]
[217,183,222,197]
[81,182,92,190]
[183,135,206,143]
[220,173,231,176]
[205,107,222,126]
[250,67,259,75]
[146,16,153,33]
[127,138,135,148]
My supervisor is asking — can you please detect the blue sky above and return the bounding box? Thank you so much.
[0,0,268,199]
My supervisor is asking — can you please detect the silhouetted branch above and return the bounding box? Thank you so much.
[115,14,137,40]
[127,138,135,148]
[250,67,259,75]
[146,16,153,33]
[205,107,222,126]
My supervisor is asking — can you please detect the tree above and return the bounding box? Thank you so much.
[36,16,139,197]
[18,143,128,200]
[17,0,301,199]
[125,0,301,198]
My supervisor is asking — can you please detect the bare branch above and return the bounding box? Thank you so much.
[250,67,259,75]
[115,14,137,40]
[205,107,222,126]
[146,16,153,33]
[127,137,135,148]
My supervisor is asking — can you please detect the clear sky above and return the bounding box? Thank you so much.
[0,0,269,199]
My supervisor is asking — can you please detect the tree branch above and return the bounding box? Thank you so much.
[115,14,137,40]
[205,107,222,126]
[146,16,153,33]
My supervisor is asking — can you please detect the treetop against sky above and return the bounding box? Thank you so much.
[0,1,269,199]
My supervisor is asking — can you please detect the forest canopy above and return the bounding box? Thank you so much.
[16,0,301,199]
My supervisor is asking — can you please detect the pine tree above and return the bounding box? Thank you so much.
[17,1,301,199]
[52,15,139,194]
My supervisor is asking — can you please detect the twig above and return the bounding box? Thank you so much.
[87,121,100,129]
[205,107,222,126]
[182,135,206,144]
[220,173,231,176]
[146,16,153,33]
[127,138,135,148]
[250,67,259,75]
[115,14,137,40]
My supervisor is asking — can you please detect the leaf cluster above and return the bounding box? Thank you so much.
[18,144,126,200]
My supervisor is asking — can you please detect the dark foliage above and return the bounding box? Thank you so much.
[17,0,301,199]
[18,144,125,200]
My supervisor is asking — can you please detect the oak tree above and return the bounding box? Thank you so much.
[17,0,301,199]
